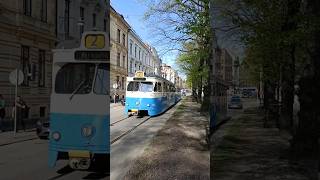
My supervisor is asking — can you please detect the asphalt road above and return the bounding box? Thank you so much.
[110,105,126,124]
[0,138,109,180]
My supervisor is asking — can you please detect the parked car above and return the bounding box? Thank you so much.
[36,120,50,139]
[228,96,243,109]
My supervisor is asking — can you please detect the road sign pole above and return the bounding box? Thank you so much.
[14,69,18,136]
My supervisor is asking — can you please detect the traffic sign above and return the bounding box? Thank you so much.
[9,69,24,85]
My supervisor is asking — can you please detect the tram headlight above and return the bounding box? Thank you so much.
[52,132,61,141]
[81,125,95,137]
[147,104,150,107]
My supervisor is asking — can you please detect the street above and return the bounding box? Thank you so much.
[0,101,180,180]
[0,138,109,180]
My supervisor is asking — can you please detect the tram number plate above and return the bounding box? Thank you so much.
[68,150,90,158]
[85,34,105,49]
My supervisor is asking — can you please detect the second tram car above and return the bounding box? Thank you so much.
[125,71,181,116]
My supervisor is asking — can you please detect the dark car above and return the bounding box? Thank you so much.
[228,96,243,109]
[36,120,50,139]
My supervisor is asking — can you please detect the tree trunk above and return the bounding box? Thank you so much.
[290,0,320,178]
[279,46,295,131]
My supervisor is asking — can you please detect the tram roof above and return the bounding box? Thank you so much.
[127,74,174,84]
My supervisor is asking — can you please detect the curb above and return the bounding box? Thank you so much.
[0,136,39,147]
[0,129,38,147]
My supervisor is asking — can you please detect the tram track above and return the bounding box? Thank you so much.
[111,116,151,145]
[110,116,133,126]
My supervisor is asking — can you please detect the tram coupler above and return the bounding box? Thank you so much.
[69,158,91,170]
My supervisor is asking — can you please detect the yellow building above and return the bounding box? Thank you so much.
[0,0,56,121]
[110,6,130,101]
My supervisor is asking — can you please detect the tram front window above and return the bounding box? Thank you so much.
[127,82,153,92]
[94,63,108,95]
[55,63,95,94]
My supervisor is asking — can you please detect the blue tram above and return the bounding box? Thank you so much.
[48,32,109,171]
[125,71,181,117]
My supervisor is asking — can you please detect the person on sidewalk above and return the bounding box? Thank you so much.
[0,94,5,132]
[15,96,27,132]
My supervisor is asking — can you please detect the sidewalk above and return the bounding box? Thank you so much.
[124,96,210,180]
[0,129,38,146]
[110,102,122,108]
[211,107,312,180]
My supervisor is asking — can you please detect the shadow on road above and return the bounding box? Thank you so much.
[82,173,108,179]
[47,165,74,180]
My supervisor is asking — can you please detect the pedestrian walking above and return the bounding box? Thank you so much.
[15,96,27,131]
[0,94,5,132]
[116,93,119,103]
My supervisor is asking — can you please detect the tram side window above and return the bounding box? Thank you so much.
[154,82,158,92]
[157,82,162,92]
[127,82,139,91]
[55,63,95,94]
[94,64,108,95]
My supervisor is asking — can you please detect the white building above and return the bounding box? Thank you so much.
[128,29,149,76]
[161,63,177,84]
[148,46,161,75]
[56,0,109,48]
[128,30,161,76]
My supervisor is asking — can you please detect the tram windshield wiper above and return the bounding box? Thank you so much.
[69,80,86,100]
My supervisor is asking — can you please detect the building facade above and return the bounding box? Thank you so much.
[56,0,109,49]
[161,63,181,86]
[0,0,56,120]
[110,6,129,100]
[128,29,149,77]
[148,45,161,75]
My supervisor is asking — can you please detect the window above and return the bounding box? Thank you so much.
[116,76,120,89]
[134,45,137,57]
[129,42,132,55]
[94,64,108,95]
[104,19,106,32]
[21,46,30,86]
[122,55,125,68]
[130,61,133,73]
[80,24,84,37]
[127,82,153,92]
[55,63,95,94]
[38,50,46,87]
[157,82,162,92]
[117,53,120,66]
[122,34,126,46]
[92,13,96,28]
[139,48,141,60]
[79,7,84,36]
[64,0,70,37]
[121,77,125,90]
[117,29,120,43]
[23,0,32,16]
[40,107,46,117]
[80,7,84,18]
[41,0,47,22]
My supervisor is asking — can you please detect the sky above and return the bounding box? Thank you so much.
[110,0,185,79]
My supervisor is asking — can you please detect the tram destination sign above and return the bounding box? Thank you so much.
[74,51,109,60]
